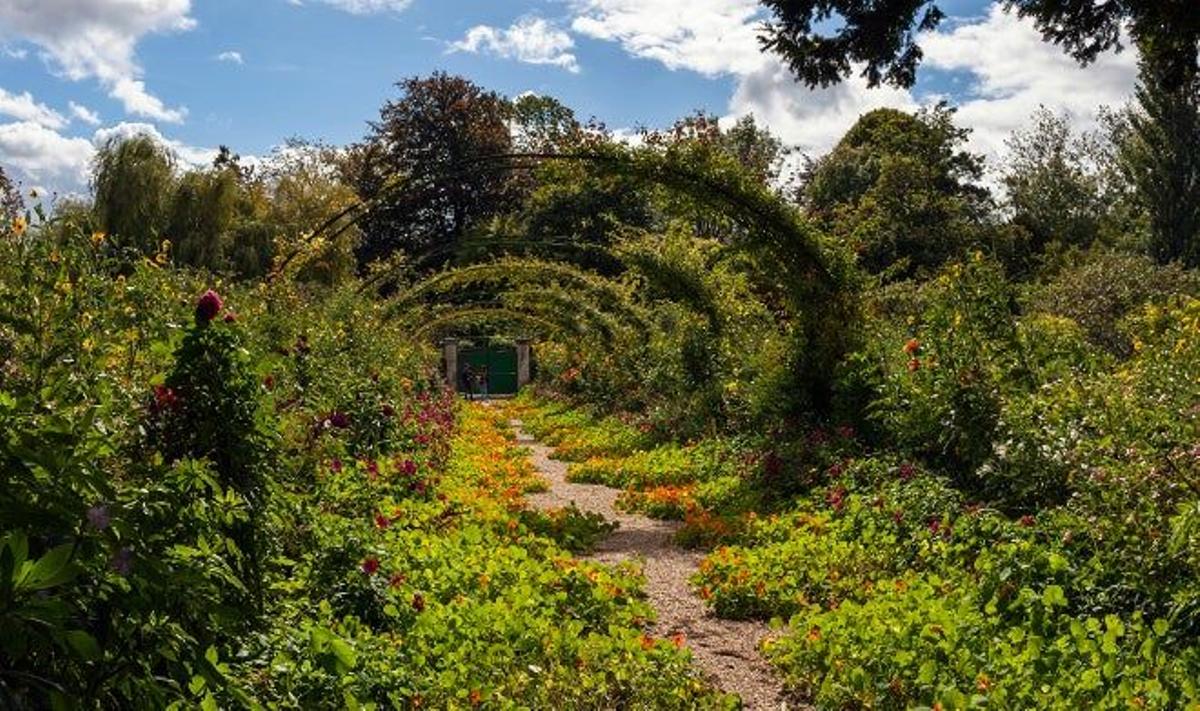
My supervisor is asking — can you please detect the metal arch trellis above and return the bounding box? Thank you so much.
[277,145,860,409]
[275,148,844,296]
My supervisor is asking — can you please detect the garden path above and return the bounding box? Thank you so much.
[509,419,794,710]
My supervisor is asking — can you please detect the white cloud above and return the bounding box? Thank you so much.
[451,17,579,73]
[0,121,95,183]
[569,0,764,77]
[290,0,413,14]
[726,64,918,154]
[920,6,1136,159]
[216,50,244,65]
[110,78,186,123]
[3,46,28,60]
[69,101,102,126]
[0,88,67,129]
[0,0,192,122]
[567,1,1136,164]
[0,119,224,198]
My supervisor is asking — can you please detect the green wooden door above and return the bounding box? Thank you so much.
[458,342,518,396]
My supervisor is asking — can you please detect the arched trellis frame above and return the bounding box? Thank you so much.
[282,144,860,411]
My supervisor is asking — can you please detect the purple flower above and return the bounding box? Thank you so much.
[195,290,224,324]
[87,505,111,531]
[110,547,134,576]
[328,412,350,429]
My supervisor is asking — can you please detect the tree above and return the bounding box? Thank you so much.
[0,164,21,224]
[92,135,176,255]
[1117,62,1200,267]
[511,94,582,154]
[352,72,518,269]
[168,166,239,271]
[800,106,989,277]
[1001,108,1111,254]
[257,139,360,284]
[758,1,1200,91]
[722,114,791,187]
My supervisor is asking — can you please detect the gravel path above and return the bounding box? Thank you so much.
[511,421,793,710]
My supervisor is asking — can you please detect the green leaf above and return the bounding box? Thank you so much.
[64,630,101,661]
[330,638,357,674]
[1041,585,1066,608]
[23,543,79,591]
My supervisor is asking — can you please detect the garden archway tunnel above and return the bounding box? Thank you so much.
[286,146,861,410]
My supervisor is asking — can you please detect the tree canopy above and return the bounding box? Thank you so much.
[350,72,519,269]
[759,0,1200,90]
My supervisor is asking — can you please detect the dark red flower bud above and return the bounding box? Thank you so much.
[361,557,380,575]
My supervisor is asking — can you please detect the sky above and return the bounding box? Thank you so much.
[0,0,1140,198]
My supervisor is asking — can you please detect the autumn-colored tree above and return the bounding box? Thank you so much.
[352,72,518,270]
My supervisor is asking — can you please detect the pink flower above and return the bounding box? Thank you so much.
[898,463,916,481]
[329,458,343,473]
[223,310,238,323]
[195,290,223,324]
[401,459,417,477]
[1019,515,1036,527]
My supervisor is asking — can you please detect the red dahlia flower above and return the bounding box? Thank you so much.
[361,557,380,575]
[195,290,223,324]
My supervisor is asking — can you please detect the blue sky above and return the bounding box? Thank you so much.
[0,0,1137,196]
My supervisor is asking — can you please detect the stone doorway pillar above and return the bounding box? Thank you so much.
[516,339,532,388]
[442,338,458,390]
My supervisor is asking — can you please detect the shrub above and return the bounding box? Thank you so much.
[1026,249,1200,356]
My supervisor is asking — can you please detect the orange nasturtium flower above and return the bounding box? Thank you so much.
[903,338,921,355]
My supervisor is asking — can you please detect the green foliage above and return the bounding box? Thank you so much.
[152,297,274,605]
[1118,63,1200,267]
[92,134,176,257]
[802,106,989,279]
[1025,249,1200,355]
[1001,108,1117,260]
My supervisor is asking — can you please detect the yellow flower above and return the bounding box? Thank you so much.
[11,215,27,237]
[91,231,107,246]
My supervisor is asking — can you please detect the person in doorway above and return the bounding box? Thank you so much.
[461,363,476,399]
[478,364,489,399]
